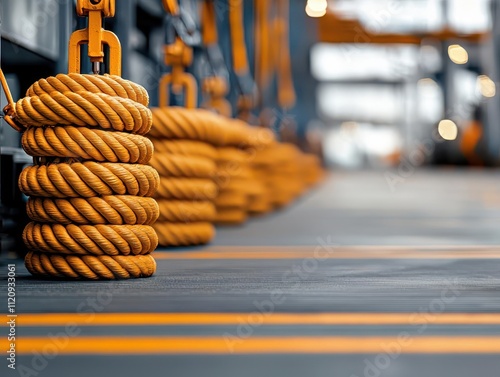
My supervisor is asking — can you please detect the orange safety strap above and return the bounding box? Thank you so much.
[162,0,179,15]
[228,0,256,116]
[201,0,218,46]
[199,0,231,116]
[159,0,197,108]
[276,0,296,109]
[229,0,249,75]
[254,0,271,103]
[460,120,483,165]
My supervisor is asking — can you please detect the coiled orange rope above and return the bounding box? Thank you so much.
[149,154,215,178]
[215,208,247,225]
[3,72,159,280]
[152,222,215,247]
[150,107,274,148]
[22,126,154,163]
[213,147,252,224]
[25,253,156,280]
[156,178,218,201]
[152,139,217,159]
[157,200,216,222]
[148,104,275,246]
[26,196,159,225]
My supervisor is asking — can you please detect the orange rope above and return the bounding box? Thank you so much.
[27,196,159,225]
[150,107,274,148]
[215,208,247,225]
[153,222,215,246]
[25,252,156,280]
[157,200,216,223]
[23,222,157,256]
[152,139,217,159]
[6,73,159,280]
[149,153,216,178]
[155,178,218,201]
[214,190,248,208]
[22,126,154,163]
[19,162,159,198]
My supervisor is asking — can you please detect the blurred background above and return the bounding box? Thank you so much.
[2,1,498,165]
[1,2,500,377]
[314,0,496,169]
[1,0,499,254]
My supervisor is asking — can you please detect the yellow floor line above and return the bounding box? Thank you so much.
[8,312,500,327]
[153,246,500,260]
[16,336,500,355]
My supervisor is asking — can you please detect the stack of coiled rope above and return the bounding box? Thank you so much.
[10,73,159,280]
[301,154,324,188]
[148,106,275,239]
[212,119,275,223]
[214,147,252,224]
[251,142,324,209]
[149,107,219,246]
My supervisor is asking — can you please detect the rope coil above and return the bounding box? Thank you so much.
[150,107,275,148]
[23,222,158,256]
[27,196,159,225]
[150,154,216,178]
[20,162,159,198]
[22,126,154,163]
[7,72,160,280]
[215,208,247,225]
[157,200,216,223]
[152,222,215,246]
[25,252,156,280]
[152,139,217,159]
[155,178,218,201]
[214,190,248,208]
[18,73,150,129]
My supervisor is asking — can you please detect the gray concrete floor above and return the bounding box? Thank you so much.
[2,169,500,377]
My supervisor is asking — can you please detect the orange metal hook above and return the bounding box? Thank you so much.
[69,0,121,75]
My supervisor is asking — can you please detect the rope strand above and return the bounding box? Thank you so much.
[11,73,159,280]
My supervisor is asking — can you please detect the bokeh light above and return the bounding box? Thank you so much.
[438,119,458,140]
[448,44,469,64]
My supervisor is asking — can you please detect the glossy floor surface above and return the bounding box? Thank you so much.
[2,169,500,377]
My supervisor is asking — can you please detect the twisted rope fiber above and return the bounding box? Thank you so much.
[248,196,272,214]
[215,208,247,225]
[15,74,152,135]
[216,177,253,193]
[150,107,275,147]
[22,126,153,163]
[246,177,266,196]
[151,139,217,159]
[27,74,149,105]
[215,147,253,181]
[15,73,159,279]
[157,200,216,222]
[149,153,215,178]
[214,190,248,208]
[27,196,159,225]
[23,222,157,256]
[20,162,159,198]
[216,147,248,163]
[25,252,156,280]
[153,222,215,246]
[150,107,225,144]
[156,178,218,201]
[214,166,253,181]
